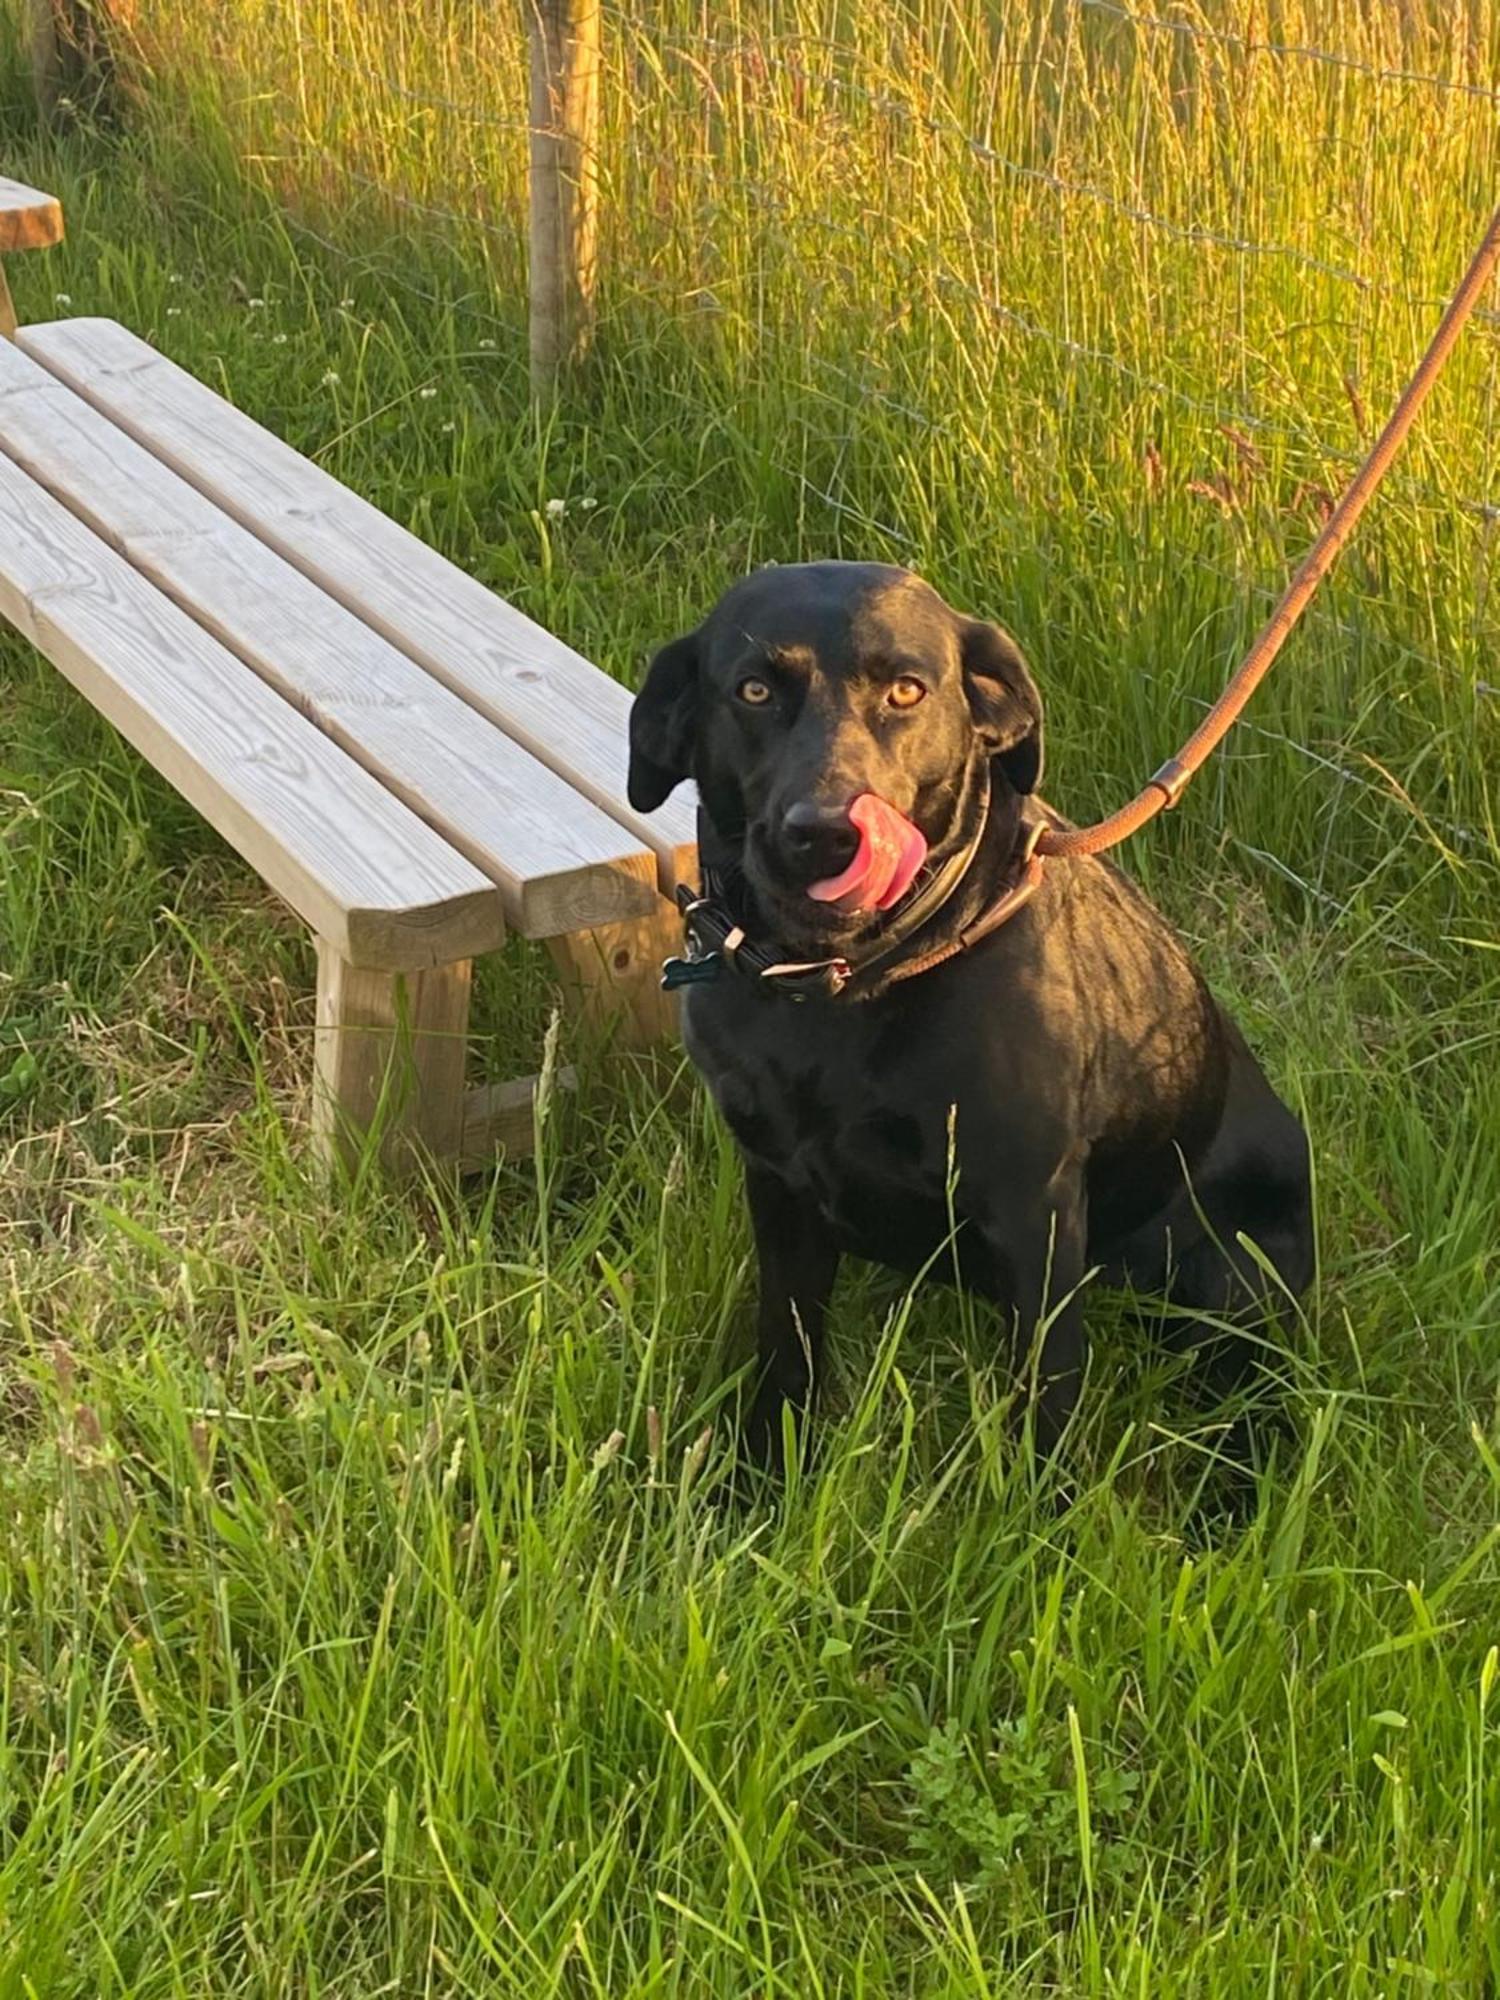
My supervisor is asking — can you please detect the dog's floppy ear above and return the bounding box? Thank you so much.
[960,618,1044,794]
[628,631,701,811]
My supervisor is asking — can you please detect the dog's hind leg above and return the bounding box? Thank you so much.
[972,1173,1091,1470]
[1150,1143,1314,1512]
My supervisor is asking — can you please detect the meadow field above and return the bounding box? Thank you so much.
[1,0,1498,1990]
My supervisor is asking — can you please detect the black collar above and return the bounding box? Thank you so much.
[662,783,1045,1003]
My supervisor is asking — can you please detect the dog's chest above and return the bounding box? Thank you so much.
[684,988,954,1243]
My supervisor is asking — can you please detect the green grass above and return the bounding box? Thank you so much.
[1,0,1499,1990]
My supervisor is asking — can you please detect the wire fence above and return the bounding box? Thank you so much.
[620,19,1500,325]
[301,151,1500,531]
[279,8,1500,510]
[1076,0,1500,103]
[588,42,1476,316]
[133,0,1499,891]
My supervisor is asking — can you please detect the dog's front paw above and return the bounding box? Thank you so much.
[734,1377,818,1494]
[740,1384,792,1475]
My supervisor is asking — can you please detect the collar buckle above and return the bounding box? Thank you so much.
[757,956,852,1001]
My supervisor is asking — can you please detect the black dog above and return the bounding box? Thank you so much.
[628,562,1313,1483]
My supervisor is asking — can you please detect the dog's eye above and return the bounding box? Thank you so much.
[887,677,927,709]
[737,678,773,706]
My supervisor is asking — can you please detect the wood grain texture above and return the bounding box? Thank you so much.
[0,177,64,254]
[544,896,683,1047]
[0,339,657,935]
[0,451,504,970]
[19,318,700,895]
[313,946,472,1173]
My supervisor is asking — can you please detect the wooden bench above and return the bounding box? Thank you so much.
[0,179,695,1173]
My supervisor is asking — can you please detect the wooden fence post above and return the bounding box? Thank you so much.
[527,0,600,394]
[31,0,129,119]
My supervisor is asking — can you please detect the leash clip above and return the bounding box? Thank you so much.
[664,888,715,990]
[662,884,726,991]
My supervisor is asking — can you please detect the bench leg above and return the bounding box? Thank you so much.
[544,896,682,1049]
[0,261,17,341]
[312,943,472,1173]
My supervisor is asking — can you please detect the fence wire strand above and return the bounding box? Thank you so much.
[1076,0,1500,103]
[624,22,1500,319]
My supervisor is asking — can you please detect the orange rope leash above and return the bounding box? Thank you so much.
[1036,202,1500,861]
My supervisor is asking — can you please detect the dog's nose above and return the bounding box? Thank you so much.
[780,801,860,876]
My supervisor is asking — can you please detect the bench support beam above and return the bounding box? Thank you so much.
[544,896,681,1049]
[458,1070,575,1174]
[312,945,473,1174]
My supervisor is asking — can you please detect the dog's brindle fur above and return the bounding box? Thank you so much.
[628,562,1313,1476]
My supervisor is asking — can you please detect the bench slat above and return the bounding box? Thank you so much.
[0,339,657,936]
[0,177,64,254]
[20,318,700,896]
[0,452,504,971]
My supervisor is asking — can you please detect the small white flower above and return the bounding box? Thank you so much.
[166,306,182,317]
[272,332,288,345]
[479,338,497,350]
[321,369,340,386]
[54,292,72,306]
[168,273,184,285]
[544,498,567,520]
[440,421,455,434]
[418,385,437,399]
[248,297,266,309]
[580,497,597,511]
[340,296,355,308]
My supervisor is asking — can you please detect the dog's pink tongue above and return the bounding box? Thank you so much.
[807,793,928,913]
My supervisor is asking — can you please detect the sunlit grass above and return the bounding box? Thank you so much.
[1,0,1498,1990]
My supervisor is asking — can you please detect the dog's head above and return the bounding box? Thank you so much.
[629,562,1042,947]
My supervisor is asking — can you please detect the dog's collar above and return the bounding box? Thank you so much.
[662,801,1045,1003]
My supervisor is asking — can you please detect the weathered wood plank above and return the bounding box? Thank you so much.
[19,318,700,895]
[0,339,658,935]
[0,176,64,254]
[0,451,504,971]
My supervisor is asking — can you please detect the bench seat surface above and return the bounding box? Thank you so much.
[0,335,660,937]
[0,448,504,971]
[20,318,700,897]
